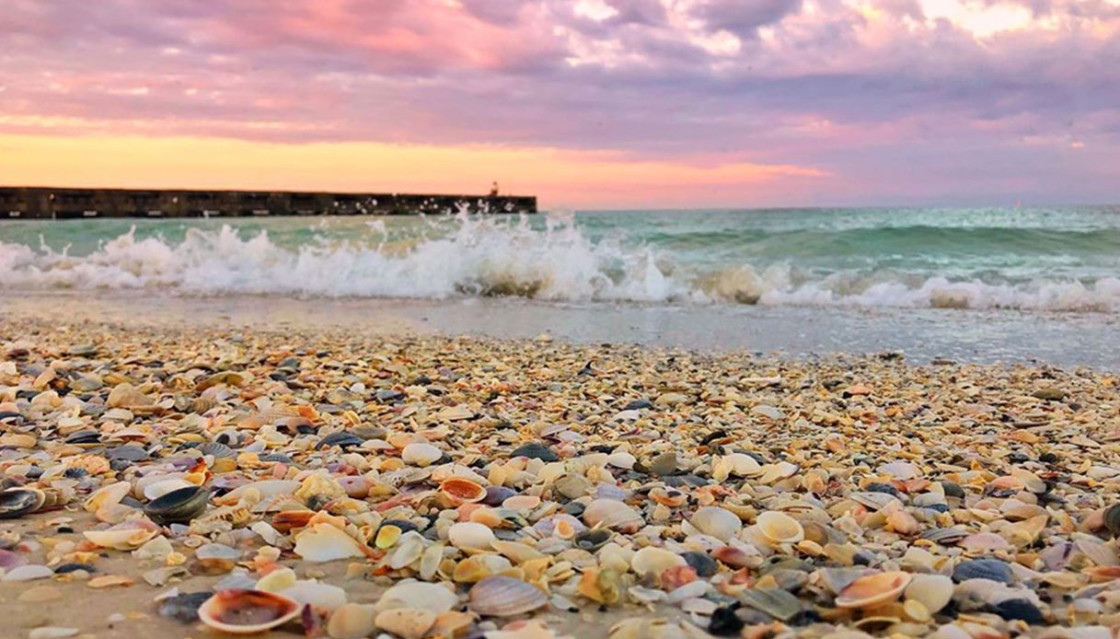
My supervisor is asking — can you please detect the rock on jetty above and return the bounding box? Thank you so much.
[0,186,537,219]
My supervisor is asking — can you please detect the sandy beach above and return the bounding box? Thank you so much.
[1,312,1118,639]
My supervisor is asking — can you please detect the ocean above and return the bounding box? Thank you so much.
[1,207,1118,367]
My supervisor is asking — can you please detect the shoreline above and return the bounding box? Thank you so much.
[1,290,1117,370]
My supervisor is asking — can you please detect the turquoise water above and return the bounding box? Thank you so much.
[1,207,1118,311]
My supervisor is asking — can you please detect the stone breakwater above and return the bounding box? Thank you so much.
[0,317,1118,639]
[0,186,536,219]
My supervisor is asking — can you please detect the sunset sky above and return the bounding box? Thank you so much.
[2,0,1118,208]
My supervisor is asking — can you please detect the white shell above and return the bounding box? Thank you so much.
[375,581,459,615]
[402,443,442,467]
[631,547,686,577]
[280,580,348,613]
[448,522,496,550]
[293,523,366,562]
[687,507,741,542]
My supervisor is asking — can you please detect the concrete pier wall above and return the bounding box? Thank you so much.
[0,187,537,219]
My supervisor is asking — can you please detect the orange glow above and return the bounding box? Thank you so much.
[0,134,828,209]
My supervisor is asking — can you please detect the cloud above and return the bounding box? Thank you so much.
[0,0,1118,204]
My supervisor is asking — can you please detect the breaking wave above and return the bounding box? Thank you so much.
[1,214,1118,312]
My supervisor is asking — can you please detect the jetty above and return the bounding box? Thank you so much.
[0,187,537,219]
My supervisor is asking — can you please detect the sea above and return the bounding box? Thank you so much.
[1,207,1117,368]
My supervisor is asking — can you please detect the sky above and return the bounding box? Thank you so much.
[1,0,1118,209]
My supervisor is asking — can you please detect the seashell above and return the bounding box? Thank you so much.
[959,532,1013,554]
[492,540,546,564]
[713,546,753,569]
[685,507,741,542]
[375,581,459,615]
[921,527,968,546]
[272,510,315,533]
[1103,504,1120,537]
[375,608,436,639]
[144,485,209,525]
[712,453,761,482]
[879,461,920,480]
[850,491,901,511]
[453,554,512,582]
[83,520,160,550]
[606,452,636,469]
[0,488,45,519]
[83,482,131,513]
[468,576,548,617]
[574,529,612,551]
[199,441,237,459]
[952,558,1013,584]
[1076,538,1119,567]
[2,564,54,582]
[740,587,803,621]
[904,574,954,614]
[402,443,443,467]
[649,487,687,508]
[385,533,425,569]
[326,603,377,639]
[143,478,194,501]
[197,589,300,634]
[756,511,804,545]
[609,618,686,639]
[631,547,686,578]
[836,571,912,609]
[420,545,443,581]
[448,522,496,551]
[1003,514,1049,547]
[583,499,644,533]
[255,568,297,593]
[440,477,486,505]
[293,523,367,562]
[279,581,347,613]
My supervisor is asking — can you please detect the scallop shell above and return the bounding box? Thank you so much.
[684,507,741,542]
[835,571,912,609]
[468,577,548,617]
[448,522,496,551]
[197,589,300,635]
[756,511,804,545]
[952,558,1013,584]
[583,499,644,533]
[293,523,367,562]
[440,478,487,506]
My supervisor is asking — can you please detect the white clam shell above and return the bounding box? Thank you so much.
[448,522,496,550]
[293,523,366,562]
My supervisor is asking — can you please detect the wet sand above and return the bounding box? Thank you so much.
[1,313,1119,639]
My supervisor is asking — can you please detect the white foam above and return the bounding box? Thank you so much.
[1,218,1117,313]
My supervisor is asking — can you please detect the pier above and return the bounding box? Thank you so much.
[0,187,537,219]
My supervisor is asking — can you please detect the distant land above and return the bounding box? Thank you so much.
[0,186,537,219]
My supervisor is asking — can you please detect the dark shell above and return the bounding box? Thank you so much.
[574,529,612,551]
[484,486,517,507]
[681,551,718,578]
[374,389,405,403]
[1103,504,1120,537]
[159,591,215,624]
[921,527,969,546]
[865,482,901,497]
[709,605,746,636]
[990,599,1044,624]
[0,488,44,519]
[55,562,97,574]
[509,442,558,462]
[259,453,294,464]
[316,432,364,450]
[108,445,150,462]
[199,442,237,459]
[941,482,966,499]
[953,558,1013,584]
[622,398,653,411]
[145,485,210,525]
[64,430,101,445]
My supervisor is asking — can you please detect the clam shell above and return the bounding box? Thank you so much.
[144,485,209,525]
[448,522,496,551]
[468,576,548,617]
[0,488,44,519]
[440,477,486,505]
[584,499,644,532]
[1104,504,1120,537]
[836,571,912,609]
[921,527,968,546]
[83,520,160,550]
[401,443,442,467]
[326,603,377,639]
[453,554,512,582]
[574,529,613,551]
[197,589,300,634]
[293,524,367,562]
[756,511,804,545]
[686,507,741,542]
[279,581,347,613]
[904,574,953,614]
[631,547,686,578]
[375,581,459,615]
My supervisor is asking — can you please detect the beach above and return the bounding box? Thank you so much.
[1,308,1119,639]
